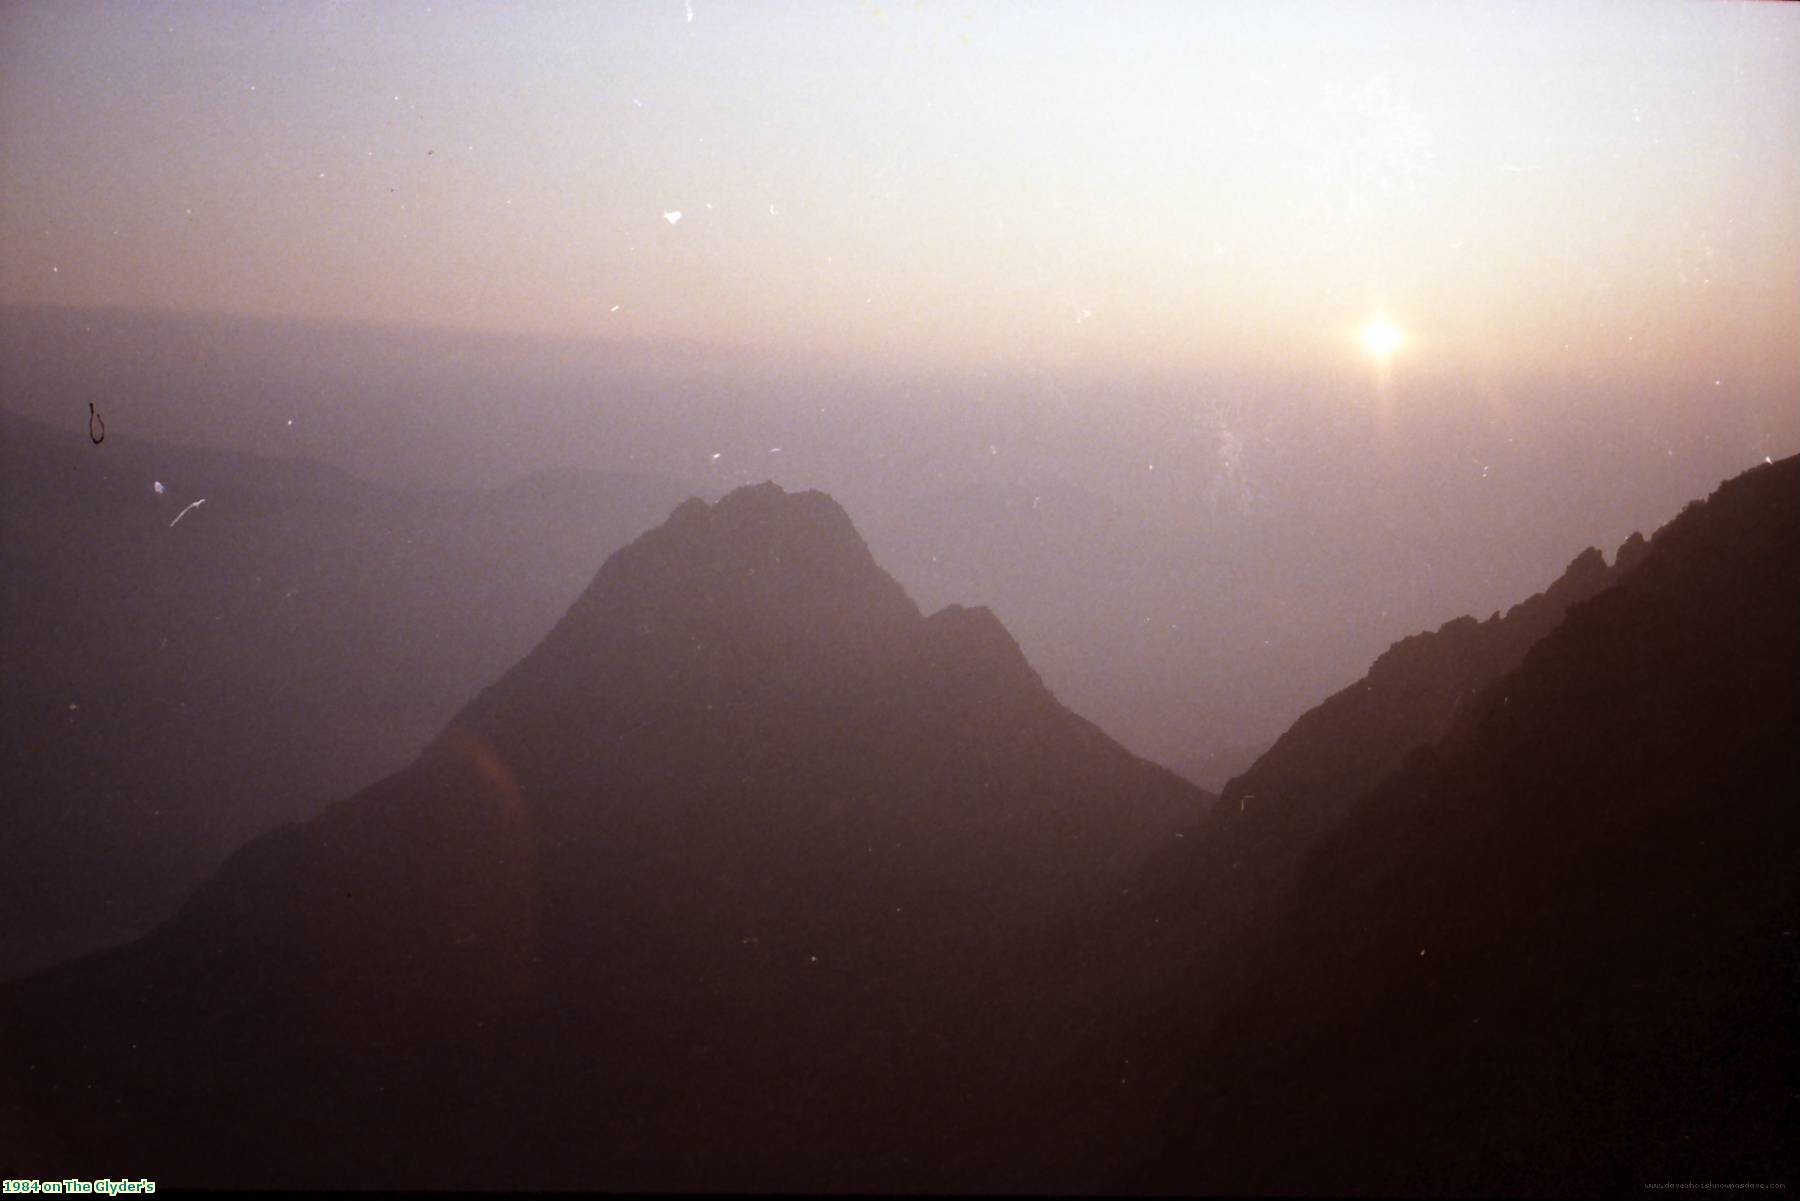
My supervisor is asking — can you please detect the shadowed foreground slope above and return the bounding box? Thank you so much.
[1149,454,1798,1195]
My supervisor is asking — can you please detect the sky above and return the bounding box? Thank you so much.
[2,0,1798,765]
[3,0,1797,386]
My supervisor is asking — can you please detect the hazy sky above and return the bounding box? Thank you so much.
[2,0,1798,774]
[4,0,1797,387]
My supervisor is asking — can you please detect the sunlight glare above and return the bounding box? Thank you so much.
[1362,318,1405,360]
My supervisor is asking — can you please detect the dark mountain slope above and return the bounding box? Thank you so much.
[1,482,1206,1192]
[1209,531,1642,901]
[1025,517,1656,1123]
[1155,454,1798,1195]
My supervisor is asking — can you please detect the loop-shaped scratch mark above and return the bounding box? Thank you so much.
[88,403,105,445]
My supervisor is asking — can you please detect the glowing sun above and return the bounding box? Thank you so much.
[1362,317,1405,360]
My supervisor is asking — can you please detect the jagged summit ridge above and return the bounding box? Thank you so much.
[500,483,916,659]
[582,481,920,623]
[665,481,879,564]
[1220,530,1641,814]
[457,481,1052,748]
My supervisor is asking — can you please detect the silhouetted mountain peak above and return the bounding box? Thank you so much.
[921,603,1047,694]
[1614,529,1650,573]
[473,483,923,715]
[712,483,890,582]
[589,481,916,619]
[1542,543,1609,603]
[0,469,1207,1191]
[459,483,1089,773]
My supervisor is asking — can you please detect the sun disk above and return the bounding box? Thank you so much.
[1363,318,1405,359]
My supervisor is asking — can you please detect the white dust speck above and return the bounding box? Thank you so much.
[153,480,165,495]
[685,0,694,22]
[610,304,621,313]
[663,210,682,224]
[710,452,722,461]
[169,498,207,528]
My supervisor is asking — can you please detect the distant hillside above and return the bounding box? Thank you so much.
[0,408,695,979]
